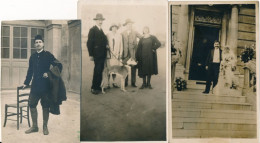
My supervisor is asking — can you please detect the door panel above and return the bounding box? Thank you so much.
[189,26,220,81]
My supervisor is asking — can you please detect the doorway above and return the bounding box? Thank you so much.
[189,25,220,81]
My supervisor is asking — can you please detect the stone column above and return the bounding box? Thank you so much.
[46,22,62,60]
[221,12,228,47]
[242,68,250,95]
[228,5,238,57]
[177,5,189,66]
[68,20,81,94]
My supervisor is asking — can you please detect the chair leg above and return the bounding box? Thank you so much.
[20,107,23,123]
[17,105,20,130]
[3,105,8,127]
[27,106,31,127]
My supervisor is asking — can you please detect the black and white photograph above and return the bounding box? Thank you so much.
[1,20,81,143]
[78,0,167,141]
[170,1,258,140]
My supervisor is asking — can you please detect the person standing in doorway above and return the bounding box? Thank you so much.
[23,35,62,135]
[121,19,142,87]
[203,40,222,94]
[87,13,108,94]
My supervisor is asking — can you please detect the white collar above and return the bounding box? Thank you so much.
[37,49,44,53]
[96,25,102,30]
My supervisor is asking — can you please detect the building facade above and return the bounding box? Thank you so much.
[1,20,81,94]
[171,4,256,86]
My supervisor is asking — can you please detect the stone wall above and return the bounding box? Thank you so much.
[236,6,256,74]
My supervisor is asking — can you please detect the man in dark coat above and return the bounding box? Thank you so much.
[203,40,222,94]
[23,35,62,135]
[87,13,108,94]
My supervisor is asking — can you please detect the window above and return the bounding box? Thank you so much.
[31,28,44,55]
[1,26,45,59]
[13,27,28,59]
[1,26,10,58]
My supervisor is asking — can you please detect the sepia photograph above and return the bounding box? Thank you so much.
[170,1,258,140]
[1,20,81,143]
[78,0,167,141]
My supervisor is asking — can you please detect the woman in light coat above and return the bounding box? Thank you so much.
[106,24,123,88]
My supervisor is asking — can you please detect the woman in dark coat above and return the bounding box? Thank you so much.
[136,26,161,89]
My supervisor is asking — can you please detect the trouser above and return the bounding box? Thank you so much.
[204,63,220,92]
[91,58,105,90]
[29,93,50,108]
[125,65,137,85]
[28,93,50,129]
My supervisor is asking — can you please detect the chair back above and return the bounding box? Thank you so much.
[17,86,31,108]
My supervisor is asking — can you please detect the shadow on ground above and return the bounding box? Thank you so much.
[81,47,166,141]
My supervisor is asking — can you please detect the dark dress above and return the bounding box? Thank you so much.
[136,35,161,78]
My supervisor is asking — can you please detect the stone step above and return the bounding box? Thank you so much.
[172,117,256,124]
[172,122,256,131]
[172,108,256,120]
[172,99,252,110]
[172,129,256,138]
[186,84,205,90]
[173,91,246,103]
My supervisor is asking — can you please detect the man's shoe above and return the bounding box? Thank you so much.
[43,125,49,135]
[202,91,209,94]
[131,84,137,87]
[25,127,39,134]
[91,89,99,95]
[139,84,146,89]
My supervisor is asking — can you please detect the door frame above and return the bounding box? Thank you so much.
[184,6,227,82]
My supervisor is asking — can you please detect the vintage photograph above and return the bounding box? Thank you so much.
[1,20,81,143]
[78,0,167,141]
[170,2,258,138]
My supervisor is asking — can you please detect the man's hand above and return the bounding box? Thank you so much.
[22,84,27,89]
[205,66,208,70]
[90,56,94,61]
[43,73,48,78]
[197,63,202,66]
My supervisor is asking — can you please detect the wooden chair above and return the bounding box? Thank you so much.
[3,86,31,130]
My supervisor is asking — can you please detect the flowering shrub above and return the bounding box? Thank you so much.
[240,44,255,63]
[175,77,187,91]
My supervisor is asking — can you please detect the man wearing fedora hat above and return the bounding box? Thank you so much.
[87,13,108,94]
[22,35,62,135]
[122,18,142,87]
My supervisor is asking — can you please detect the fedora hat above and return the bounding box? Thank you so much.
[109,23,120,31]
[123,19,134,26]
[93,13,105,20]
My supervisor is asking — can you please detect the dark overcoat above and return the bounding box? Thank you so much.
[87,25,108,59]
[47,65,67,115]
[136,35,161,77]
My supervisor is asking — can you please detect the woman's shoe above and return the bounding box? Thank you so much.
[147,84,153,89]
[112,83,119,88]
